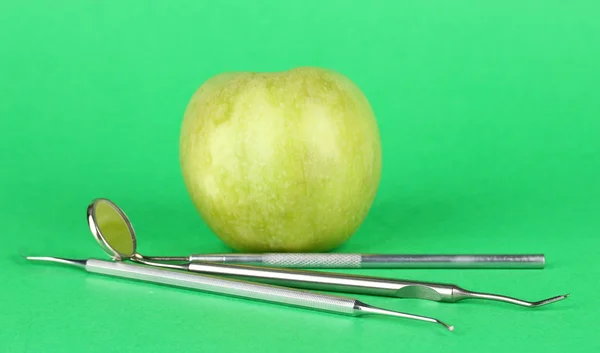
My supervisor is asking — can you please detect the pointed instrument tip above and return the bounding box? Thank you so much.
[26,256,87,268]
[533,294,570,307]
[463,290,570,308]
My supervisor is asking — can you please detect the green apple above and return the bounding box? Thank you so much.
[179,67,381,252]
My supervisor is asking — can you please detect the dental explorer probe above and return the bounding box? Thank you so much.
[26,256,454,331]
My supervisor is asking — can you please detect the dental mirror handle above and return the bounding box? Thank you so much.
[187,253,545,269]
[27,257,453,331]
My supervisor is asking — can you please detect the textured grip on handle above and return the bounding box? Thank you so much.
[262,254,362,268]
[86,259,357,315]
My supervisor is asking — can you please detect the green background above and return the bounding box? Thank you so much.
[1,0,598,351]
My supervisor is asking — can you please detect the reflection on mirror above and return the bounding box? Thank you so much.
[94,199,135,258]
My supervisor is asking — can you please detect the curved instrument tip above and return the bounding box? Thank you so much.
[465,290,570,308]
[355,302,454,332]
[531,294,570,307]
[436,320,455,332]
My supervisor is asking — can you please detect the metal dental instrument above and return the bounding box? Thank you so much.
[178,261,569,307]
[88,198,545,269]
[88,198,569,308]
[188,253,545,269]
[26,256,454,331]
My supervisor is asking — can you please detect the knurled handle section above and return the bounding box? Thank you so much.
[86,259,357,315]
[262,254,362,268]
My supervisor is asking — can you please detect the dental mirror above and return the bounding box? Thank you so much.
[88,198,136,260]
[88,198,188,265]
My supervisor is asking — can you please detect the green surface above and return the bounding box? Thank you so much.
[0,0,598,351]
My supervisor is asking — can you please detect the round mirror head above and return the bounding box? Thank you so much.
[87,198,136,260]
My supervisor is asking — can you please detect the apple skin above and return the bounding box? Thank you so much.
[179,67,381,252]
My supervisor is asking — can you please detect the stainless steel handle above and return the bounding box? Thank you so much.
[86,259,357,315]
[263,254,362,268]
[361,254,545,269]
[189,253,545,269]
[189,254,362,267]
[188,261,455,300]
